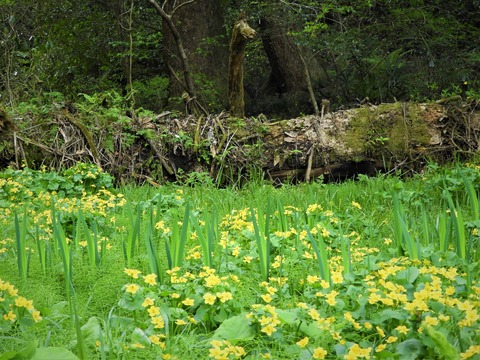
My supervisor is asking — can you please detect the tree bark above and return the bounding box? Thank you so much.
[158,0,227,110]
[147,0,197,98]
[227,14,256,118]
[254,10,328,117]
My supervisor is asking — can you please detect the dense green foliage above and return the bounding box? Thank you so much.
[0,163,479,359]
[1,0,479,114]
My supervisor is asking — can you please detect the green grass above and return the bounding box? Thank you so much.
[0,164,479,359]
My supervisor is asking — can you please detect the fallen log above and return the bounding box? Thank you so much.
[5,100,480,184]
[169,100,479,183]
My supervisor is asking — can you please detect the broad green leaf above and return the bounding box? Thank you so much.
[275,309,298,325]
[298,321,323,338]
[397,339,424,360]
[0,341,37,360]
[32,347,79,360]
[81,317,102,347]
[212,314,255,342]
[396,267,419,284]
[379,309,408,322]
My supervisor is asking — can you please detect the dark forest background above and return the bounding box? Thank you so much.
[2,0,479,117]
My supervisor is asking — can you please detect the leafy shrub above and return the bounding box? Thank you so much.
[132,76,170,112]
[0,163,115,204]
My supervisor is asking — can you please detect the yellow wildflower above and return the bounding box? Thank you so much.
[203,293,217,305]
[124,268,141,279]
[296,337,309,347]
[182,298,195,306]
[143,273,157,286]
[312,347,327,359]
[125,284,140,294]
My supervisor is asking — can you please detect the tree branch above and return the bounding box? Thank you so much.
[171,0,196,16]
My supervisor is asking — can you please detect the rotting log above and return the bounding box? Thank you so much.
[5,100,480,184]
[252,101,480,182]
[143,100,479,184]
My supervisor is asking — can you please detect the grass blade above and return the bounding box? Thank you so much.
[305,226,330,283]
[14,212,28,281]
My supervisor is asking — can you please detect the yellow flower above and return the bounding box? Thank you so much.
[261,324,276,336]
[460,344,480,359]
[351,201,362,209]
[376,326,385,338]
[148,306,160,317]
[320,280,330,289]
[170,292,181,299]
[325,290,338,306]
[424,316,439,326]
[261,293,273,303]
[143,273,157,286]
[243,256,253,263]
[182,298,195,306]
[307,275,320,284]
[125,283,140,294]
[216,291,233,303]
[3,310,16,322]
[124,268,141,279]
[386,336,398,343]
[203,293,217,305]
[345,344,371,359]
[32,310,42,322]
[204,274,221,288]
[15,296,34,310]
[296,337,309,347]
[438,314,450,322]
[142,297,155,307]
[175,319,188,325]
[312,347,327,359]
[395,325,409,334]
[151,316,165,329]
[149,334,163,345]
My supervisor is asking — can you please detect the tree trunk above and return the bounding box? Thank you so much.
[159,0,228,110]
[256,11,328,117]
[227,14,257,118]
[147,0,197,99]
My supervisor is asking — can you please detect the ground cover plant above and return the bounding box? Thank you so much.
[0,163,479,359]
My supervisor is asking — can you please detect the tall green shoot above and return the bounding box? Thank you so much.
[436,211,451,253]
[305,227,330,283]
[250,201,271,281]
[191,209,217,268]
[144,207,163,284]
[165,202,190,269]
[123,202,142,266]
[51,203,74,313]
[77,211,100,268]
[338,224,351,276]
[35,224,50,275]
[14,212,29,281]
[444,191,467,260]
[392,193,419,259]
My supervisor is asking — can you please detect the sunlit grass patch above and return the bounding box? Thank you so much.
[1,163,480,358]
